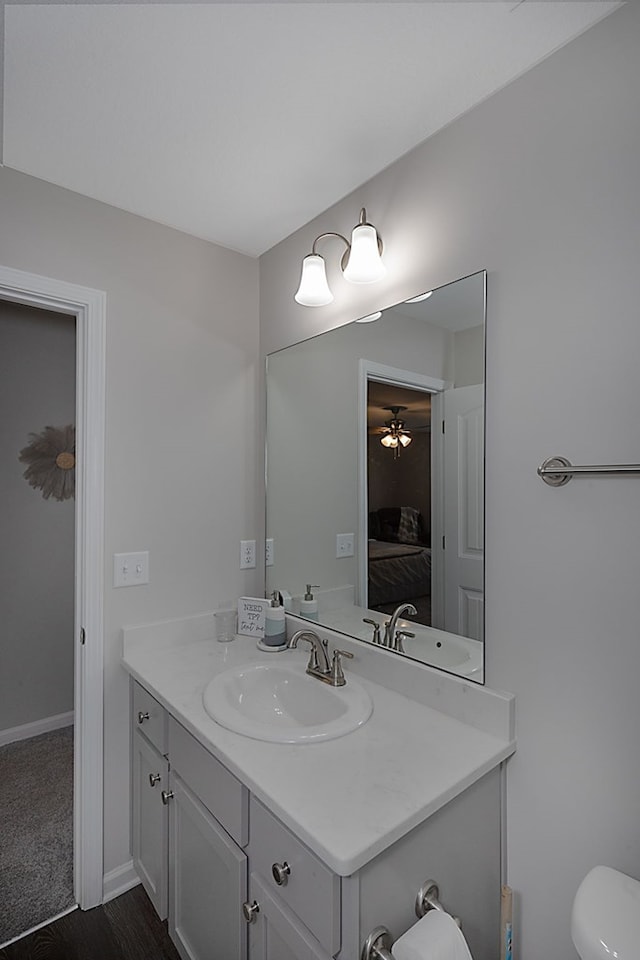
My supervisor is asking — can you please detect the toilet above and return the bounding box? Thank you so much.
[572,865,640,958]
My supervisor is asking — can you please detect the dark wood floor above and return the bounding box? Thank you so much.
[0,885,180,960]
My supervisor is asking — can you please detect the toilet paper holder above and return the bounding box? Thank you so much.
[361,879,455,960]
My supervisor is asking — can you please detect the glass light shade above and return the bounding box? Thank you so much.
[381,434,398,448]
[405,290,433,303]
[355,311,382,324]
[343,224,386,284]
[399,434,412,447]
[294,254,334,306]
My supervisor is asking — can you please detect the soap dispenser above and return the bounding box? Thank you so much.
[300,584,319,621]
[263,590,287,648]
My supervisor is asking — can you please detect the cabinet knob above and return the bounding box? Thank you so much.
[149,773,161,787]
[137,711,150,724]
[242,900,260,923]
[271,861,291,886]
[161,789,174,805]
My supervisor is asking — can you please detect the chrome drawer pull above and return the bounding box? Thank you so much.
[242,900,260,923]
[149,773,161,787]
[272,861,291,886]
[137,711,150,724]
[161,790,174,805]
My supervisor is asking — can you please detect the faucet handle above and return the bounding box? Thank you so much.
[330,649,353,686]
[362,618,382,644]
[393,630,415,654]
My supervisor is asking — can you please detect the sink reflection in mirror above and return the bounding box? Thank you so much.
[202,659,373,743]
[266,270,486,682]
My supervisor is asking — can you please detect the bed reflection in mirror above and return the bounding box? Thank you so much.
[265,270,485,682]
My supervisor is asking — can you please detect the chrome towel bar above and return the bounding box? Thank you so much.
[538,456,640,487]
[361,881,453,960]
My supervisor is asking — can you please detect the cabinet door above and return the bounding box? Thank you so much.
[247,873,331,960]
[132,729,169,919]
[169,772,247,960]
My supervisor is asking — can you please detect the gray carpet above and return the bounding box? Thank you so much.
[0,726,74,944]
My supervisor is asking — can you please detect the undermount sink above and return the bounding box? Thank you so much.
[202,660,373,744]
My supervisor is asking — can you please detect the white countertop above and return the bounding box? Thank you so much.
[122,614,515,876]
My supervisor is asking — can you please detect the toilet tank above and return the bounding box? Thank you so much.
[572,865,640,960]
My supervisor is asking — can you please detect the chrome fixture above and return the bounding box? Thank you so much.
[384,602,417,649]
[380,406,412,459]
[294,208,385,307]
[363,618,382,645]
[538,455,640,487]
[393,628,415,655]
[361,880,457,960]
[287,629,354,686]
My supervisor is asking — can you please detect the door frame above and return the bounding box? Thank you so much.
[357,359,449,610]
[0,264,105,909]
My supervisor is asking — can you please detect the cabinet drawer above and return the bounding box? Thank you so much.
[168,717,248,847]
[249,797,340,956]
[133,681,168,754]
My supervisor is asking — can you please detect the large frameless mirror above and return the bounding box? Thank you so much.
[266,270,486,682]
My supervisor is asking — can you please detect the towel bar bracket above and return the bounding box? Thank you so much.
[361,925,393,960]
[361,878,456,959]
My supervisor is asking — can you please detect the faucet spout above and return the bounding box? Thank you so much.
[385,602,418,648]
[288,629,330,675]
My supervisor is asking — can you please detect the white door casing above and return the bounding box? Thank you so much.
[442,384,484,640]
[0,264,105,909]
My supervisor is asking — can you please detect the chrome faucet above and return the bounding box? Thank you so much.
[288,629,353,686]
[384,602,417,650]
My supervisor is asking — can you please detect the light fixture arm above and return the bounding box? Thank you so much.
[310,232,350,257]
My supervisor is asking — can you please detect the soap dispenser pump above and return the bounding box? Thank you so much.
[263,590,287,649]
[300,584,319,621]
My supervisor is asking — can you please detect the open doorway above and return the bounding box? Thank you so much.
[0,264,105,946]
[366,380,434,624]
[0,302,76,941]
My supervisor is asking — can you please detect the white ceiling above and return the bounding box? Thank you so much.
[2,1,622,256]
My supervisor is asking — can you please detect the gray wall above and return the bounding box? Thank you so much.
[259,5,640,958]
[0,302,75,731]
[0,166,260,879]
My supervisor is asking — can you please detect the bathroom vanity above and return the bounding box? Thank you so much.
[123,613,514,960]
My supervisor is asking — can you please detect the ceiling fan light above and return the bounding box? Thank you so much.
[399,434,412,447]
[294,254,334,306]
[343,223,385,284]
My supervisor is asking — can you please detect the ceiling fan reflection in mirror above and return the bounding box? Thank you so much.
[379,406,413,459]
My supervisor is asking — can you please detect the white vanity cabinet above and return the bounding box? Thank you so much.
[166,716,249,960]
[130,675,506,960]
[132,682,170,919]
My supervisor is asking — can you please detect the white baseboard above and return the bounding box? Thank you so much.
[0,710,74,747]
[103,860,140,903]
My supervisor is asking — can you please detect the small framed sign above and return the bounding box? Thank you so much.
[237,597,269,638]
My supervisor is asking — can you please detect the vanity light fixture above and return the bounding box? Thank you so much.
[405,290,433,304]
[356,311,383,324]
[294,208,385,307]
[380,406,412,460]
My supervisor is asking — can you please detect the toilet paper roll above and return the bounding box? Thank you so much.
[391,911,473,960]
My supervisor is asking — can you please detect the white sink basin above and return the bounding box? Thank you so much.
[202,661,373,744]
[394,621,484,678]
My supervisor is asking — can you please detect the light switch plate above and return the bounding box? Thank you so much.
[336,533,355,558]
[113,551,150,587]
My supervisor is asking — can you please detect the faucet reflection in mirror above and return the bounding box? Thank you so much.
[294,208,385,306]
[267,270,486,683]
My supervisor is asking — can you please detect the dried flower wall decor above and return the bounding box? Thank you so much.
[18,424,76,501]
